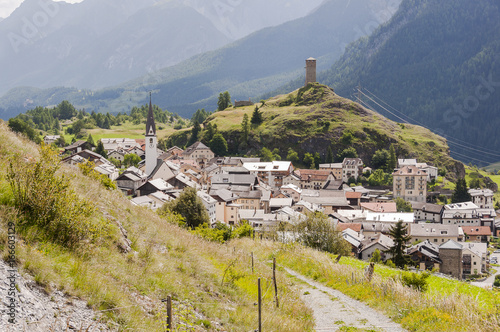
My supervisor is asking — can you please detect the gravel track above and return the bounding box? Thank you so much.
[285,268,406,332]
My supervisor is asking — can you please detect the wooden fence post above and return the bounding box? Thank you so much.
[273,257,279,308]
[258,278,262,332]
[251,252,254,274]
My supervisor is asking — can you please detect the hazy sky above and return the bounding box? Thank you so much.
[0,0,83,18]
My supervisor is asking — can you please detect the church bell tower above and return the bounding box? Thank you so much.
[145,93,157,176]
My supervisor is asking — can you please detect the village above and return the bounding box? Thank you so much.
[42,94,499,283]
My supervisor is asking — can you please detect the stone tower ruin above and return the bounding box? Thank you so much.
[305,57,317,85]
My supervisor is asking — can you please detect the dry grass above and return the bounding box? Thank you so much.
[235,238,500,332]
[0,120,314,331]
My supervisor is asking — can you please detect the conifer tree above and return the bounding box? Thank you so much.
[452,178,471,203]
[388,144,397,172]
[385,220,412,268]
[95,140,107,158]
[250,106,263,125]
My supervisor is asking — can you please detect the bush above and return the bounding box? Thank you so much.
[7,144,107,247]
[494,275,500,287]
[401,271,430,292]
[295,211,351,256]
[78,160,116,190]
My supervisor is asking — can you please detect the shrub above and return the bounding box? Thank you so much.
[7,144,107,248]
[78,160,116,190]
[401,271,430,292]
[494,275,500,287]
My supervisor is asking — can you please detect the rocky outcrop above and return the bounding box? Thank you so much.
[0,261,113,331]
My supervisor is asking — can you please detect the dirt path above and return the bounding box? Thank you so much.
[285,268,406,332]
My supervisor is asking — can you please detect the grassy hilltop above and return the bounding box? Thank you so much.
[180,83,464,178]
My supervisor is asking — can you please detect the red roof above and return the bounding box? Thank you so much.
[336,223,362,232]
[345,192,362,199]
[461,226,491,236]
[360,202,397,213]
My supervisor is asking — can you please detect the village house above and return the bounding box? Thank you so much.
[359,233,394,261]
[108,149,127,163]
[64,140,95,154]
[365,211,414,225]
[392,165,427,203]
[243,161,293,188]
[269,197,293,212]
[283,169,336,190]
[468,188,495,209]
[44,135,60,145]
[409,223,461,245]
[397,159,438,182]
[234,190,262,210]
[439,240,487,279]
[197,191,217,225]
[442,202,497,230]
[342,158,364,182]
[208,157,261,168]
[319,163,343,180]
[360,202,397,213]
[407,240,441,271]
[345,191,362,207]
[280,184,302,203]
[182,141,215,168]
[210,189,241,226]
[301,190,351,214]
[137,179,173,197]
[460,226,491,243]
[342,228,364,256]
[116,167,148,196]
[411,202,444,223]
[101,138,141,152]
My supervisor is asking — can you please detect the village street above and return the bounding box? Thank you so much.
[471,252,500,288]
[285,268,405,332]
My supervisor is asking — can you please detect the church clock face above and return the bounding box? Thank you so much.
[149,138,154,148]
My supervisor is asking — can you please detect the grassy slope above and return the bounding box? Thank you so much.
[2,121,499,331]
[59,120,183,143]
[204,83,463,177]
[0,121,312,331]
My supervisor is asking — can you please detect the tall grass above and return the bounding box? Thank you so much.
[235,238,500,332]
[0,121,314,331]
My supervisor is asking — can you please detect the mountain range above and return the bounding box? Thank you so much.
[0,0,399,118]
[0,0,323,95]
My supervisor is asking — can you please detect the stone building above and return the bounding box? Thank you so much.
[392,166,427,202]
[305,57,316,85]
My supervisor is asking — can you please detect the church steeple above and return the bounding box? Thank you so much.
[145,92,158,176]
[146,92,156,136]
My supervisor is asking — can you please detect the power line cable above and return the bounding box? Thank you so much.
[363,88,500,159]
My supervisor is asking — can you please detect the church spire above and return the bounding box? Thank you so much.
[146,92,156,136]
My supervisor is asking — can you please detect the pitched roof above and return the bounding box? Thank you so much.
[336,223,362,233]
[360,202,397,213]
[183,141,210,156]
[361,233,394,251]
[393,165,427,176]
[411,202,444,214]
[461,226,492,236]
[345,192,362,199]
[294,169,334,182]
[146,94,156,136]
[439,240,463,250]
[410,224,459,237]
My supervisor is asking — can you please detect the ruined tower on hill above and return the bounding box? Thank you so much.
[305,57,317,85]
